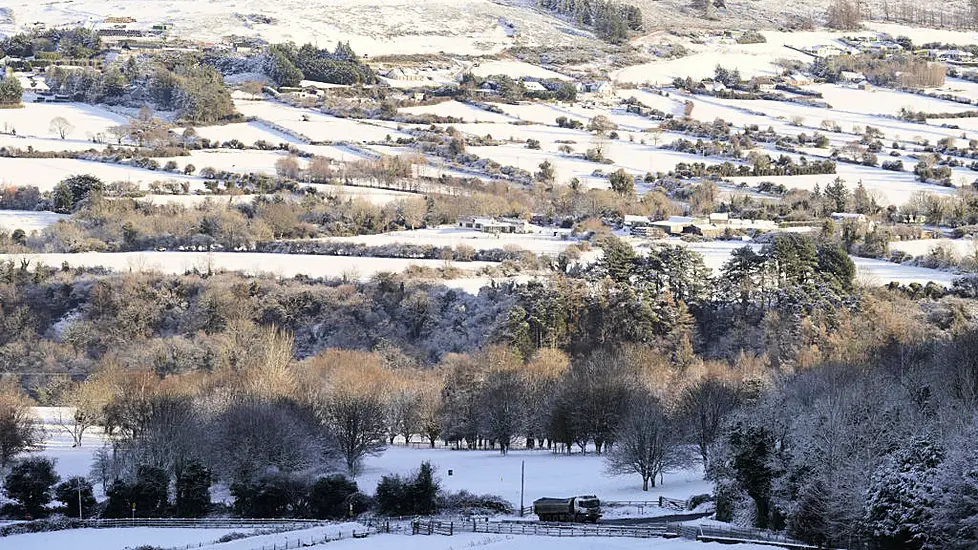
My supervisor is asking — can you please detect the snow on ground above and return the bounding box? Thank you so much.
[313,534,775,550]
[234,100,409,143]
[808,84,976,117]
[0,134,110,153]
[0,211,68,232]
[358,447,711,506]
[308,183,422,205]
[0,252,497,280]
[188,524,366,550]
[852,257,958,287]
[193,121,306,147]
[157,149,307,176]
[130,194,258,207]
[494,102,589,126]
[400,101,516,124]
[890,238,978,258]
[640,238,956,286]
[469,142,729,191]
[4,0,607,57]
[33,407,108,485]
[470,60,571,81]
[0,102,128,141]
[728,161,958,207]
[324,226,576,254]
[0,158,207,192]
[0,527,247,550]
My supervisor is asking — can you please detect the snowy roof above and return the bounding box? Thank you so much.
[523,81,547,92]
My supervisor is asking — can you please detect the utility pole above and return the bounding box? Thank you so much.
[519,460,525,517]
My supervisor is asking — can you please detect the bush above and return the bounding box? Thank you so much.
[375,461,440,517]
[230,473,309,518]
[5,457,60,518]
[216,532,251,543]
[308,475,360,519]
[687,493,714,510]
[736,30,767,44]
[438,491,512,515]
[54,477,97,519]
[175,461,211,518]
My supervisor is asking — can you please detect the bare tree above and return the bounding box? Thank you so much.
[55,379,108,447]
[480,367,526,455]
[826,0,862,30]
[0,383,44,469]
[606,392,691,491]
[275,155,301,180]
[681,377,740,470]
[50,116,74,139]
[302,350,389,476]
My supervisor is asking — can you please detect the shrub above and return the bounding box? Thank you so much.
[438,491,512,515]
[375,461,440,517]
[54,477,97,519]
[308,475,360,519]
[5,457,59,518]
[230,473,309,518]
[216,532,251,543]
[687,493,714,510]
[736,30,767,44]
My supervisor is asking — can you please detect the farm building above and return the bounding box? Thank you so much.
[457,216,530,234]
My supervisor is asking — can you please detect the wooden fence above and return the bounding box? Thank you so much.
[412,519,672,539]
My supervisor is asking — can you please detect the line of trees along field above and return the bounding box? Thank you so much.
[0,229,975,546]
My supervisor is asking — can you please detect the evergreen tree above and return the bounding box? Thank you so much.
[308,474,359,519]
[4,457,59,518]
[864,438,944,550]
[727,423,776,529]
[132,465,170,518]
[175,461,211,517]
[408,461,439,515]
[54,477,97,519]
[0,76,23,106]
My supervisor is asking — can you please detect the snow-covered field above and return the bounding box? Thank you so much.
[0,252,498,280]
[325,226,576,255]
[471,61,572,81]
[644,239,957,286]
[399,101,515,124]
[890,238,977,258]
[0,157,206,192]
[1,528,783,550]
[233,101,410,143]
[2,527,248,550]
[157,149,308,176]
[0,102,128,141]
[0,0,600,57]
[359,447,710,505]
[0,210,68,232]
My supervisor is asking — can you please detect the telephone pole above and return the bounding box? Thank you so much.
[519,460,525,517]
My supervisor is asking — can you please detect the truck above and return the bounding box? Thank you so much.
[532,495,601,522]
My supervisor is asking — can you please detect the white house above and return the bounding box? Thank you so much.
[457,216,530,234]
[839,71,866,83]
[523,81,547,93]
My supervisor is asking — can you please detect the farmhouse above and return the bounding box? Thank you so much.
[576,81,614,96]
[457,216,530,234]
[784,73,813,86]
[650,216,699,235]
[839,71,867,83]
[523,81,547,93]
